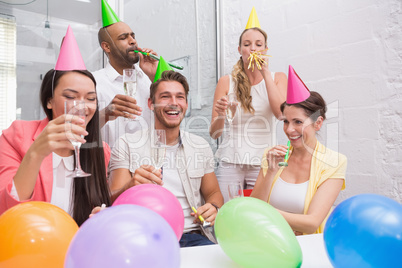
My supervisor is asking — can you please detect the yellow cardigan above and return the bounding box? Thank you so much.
[261,141,347,233]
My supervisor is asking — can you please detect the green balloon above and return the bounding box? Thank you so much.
[215,197,303,268]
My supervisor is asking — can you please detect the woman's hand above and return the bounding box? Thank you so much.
[89,204,106,218]
[214,96,228,117]
[29,114,88,159]
[265,144,288,172]
[258,54,271,77]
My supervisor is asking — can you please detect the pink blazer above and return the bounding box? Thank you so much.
[0,119,111,214]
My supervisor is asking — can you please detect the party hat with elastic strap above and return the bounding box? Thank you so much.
[286,65,310,104]
[154,56,173,82]
[101,0,120,27]
[55,25,86,70]
[245,7,261,29]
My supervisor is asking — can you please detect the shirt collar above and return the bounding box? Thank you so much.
[53,153,75,171]
[105,61,144,83]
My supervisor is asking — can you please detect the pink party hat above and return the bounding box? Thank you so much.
[55,26,86,71]
[287,65,310,104]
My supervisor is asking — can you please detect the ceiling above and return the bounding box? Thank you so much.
[2,0,100,25]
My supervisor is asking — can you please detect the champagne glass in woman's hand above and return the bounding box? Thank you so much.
[65,100,91,177]
[123,68,138,120]
[151,129,166,172]
[226,93,238,138]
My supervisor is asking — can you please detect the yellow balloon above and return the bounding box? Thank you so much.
[0,202,79,268]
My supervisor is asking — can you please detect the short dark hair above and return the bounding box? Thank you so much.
[149,70,189,103]
[280,91,327,121]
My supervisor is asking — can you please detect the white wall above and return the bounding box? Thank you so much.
[124,0,218,147]
[220,0,402,203]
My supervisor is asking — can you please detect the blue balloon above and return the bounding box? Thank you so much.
[65,205,180,268]
[324,194,402,268]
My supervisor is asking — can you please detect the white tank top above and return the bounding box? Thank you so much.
[269,177,309,214]
[215,74,276,165]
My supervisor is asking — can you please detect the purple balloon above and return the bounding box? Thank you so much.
[65,205,180,268]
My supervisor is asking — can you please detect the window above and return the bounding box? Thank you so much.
[0,14,16,131]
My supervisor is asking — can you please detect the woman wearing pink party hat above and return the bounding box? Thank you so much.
[251,66,347,235]
[0,26,111,226]
[210,7,287,203]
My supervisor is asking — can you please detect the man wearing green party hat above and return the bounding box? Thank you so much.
[109,70,223,247]
[93,0,159,149]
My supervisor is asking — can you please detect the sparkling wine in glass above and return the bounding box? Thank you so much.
[123,68,138,120]
[228,181,244,200]
[226,93,238,138]
[151,129,166,170]
[65,100,91,177]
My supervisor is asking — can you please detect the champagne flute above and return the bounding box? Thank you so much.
[226,93,238,138]
[123,68,138,120]
[151,129,166,171]
[228,181,244,200]
[64,100,91,177]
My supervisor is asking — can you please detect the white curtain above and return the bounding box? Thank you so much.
[0,14,16,131]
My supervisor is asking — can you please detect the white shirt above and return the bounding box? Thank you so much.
[162,143,198,233]
[92,62,152,149]
[269,177,309,214]
[10,153,75,215]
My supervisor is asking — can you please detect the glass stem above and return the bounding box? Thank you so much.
[74,145,82,171]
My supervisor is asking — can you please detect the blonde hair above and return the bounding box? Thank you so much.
[231,27,268,114]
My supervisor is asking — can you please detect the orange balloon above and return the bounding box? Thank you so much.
[0,201,79,268]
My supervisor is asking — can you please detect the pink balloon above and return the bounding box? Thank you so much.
[113,184,184,241]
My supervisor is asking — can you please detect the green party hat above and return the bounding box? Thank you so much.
[154,56,173,82]
[101,0,120,27]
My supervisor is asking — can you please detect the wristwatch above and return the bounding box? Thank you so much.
[210,203,220,212]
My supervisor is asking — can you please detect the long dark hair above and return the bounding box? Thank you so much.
[40,69,111,226]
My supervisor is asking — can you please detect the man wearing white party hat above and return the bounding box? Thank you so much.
[93,0,159,149]
[252,65,347,235]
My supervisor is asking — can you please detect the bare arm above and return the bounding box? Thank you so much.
[258,56,287,118]
[251,145,288,201]
[14,115,87,200]
[193,172,224,225]
[209,76,230,139]
[278,178,344,234]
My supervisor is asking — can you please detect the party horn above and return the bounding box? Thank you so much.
[134,50,183,70]
[278,140,291,167]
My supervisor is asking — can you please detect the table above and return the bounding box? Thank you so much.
[180,233,332,268]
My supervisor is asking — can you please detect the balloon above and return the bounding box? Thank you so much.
[324,194,402,268]
[113,184,184,240]
[65,204,180,268]
[215,197,302,268]
[0,201,79,268]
